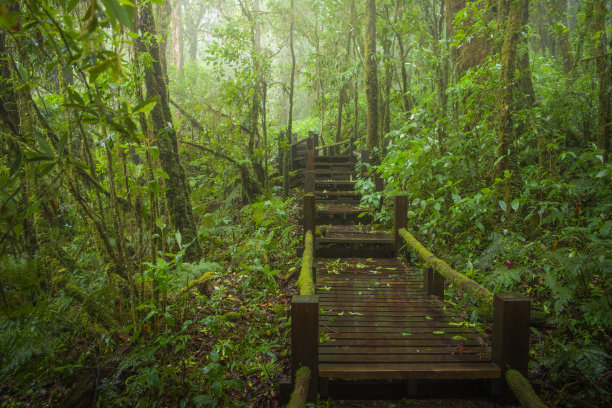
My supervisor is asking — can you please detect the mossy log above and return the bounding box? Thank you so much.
[506,369,548,408]
[297,230,314,295]
[398,228,494,307]
[173,271,215,299]
[287,366,311,408]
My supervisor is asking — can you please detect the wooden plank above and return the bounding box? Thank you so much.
[320,326,478,334]
[319,362,501,380]
[319,353,490,363]
[325,332,485,340]
[319,346,491,354]
[320,338,487,347]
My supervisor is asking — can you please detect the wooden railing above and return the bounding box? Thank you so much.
[286,366,311,408]
[314,138,354,156]
[289,194,318,402]
[506,369,548,408]
[393,195,540,404]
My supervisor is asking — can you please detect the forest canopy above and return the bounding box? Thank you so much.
[0,0,610,406]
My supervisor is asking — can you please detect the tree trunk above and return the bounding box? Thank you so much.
[136,0,201,262]
[171,0,184,74]
[284,0,296,197]
[335,23,353,151]
[498,0,529,206]
[365,0,379,163]
[594,0,611,160]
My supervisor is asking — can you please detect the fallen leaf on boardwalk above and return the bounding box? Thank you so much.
[348,312,363,315]
[337,311,344,316]
[433,330,445,335]
[402,331,412,336]
[321,285,331,291]
[425,316,432,320]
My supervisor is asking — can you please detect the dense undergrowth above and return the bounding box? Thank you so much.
[0,193,299,407]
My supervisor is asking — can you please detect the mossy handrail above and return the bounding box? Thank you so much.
[314,139,350,150]
[398,227,494,307]
[286,366,311,408]
[297,229,315,295]
[506,369,548,408]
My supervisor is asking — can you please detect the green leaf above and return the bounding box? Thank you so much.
[148,179,161,195]
[101,0,134,28]
[401,331,412,336]
[433,330,445,335]
[498,200,507,212]
[510,199,520,212]
[35,136,55,158]
[57,132,68,156]
[133,96,159,116]
[88,58,114,83]
[175,231,182,248]
[9,151,22,175]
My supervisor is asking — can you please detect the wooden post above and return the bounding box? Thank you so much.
[361,150,370,177]
[313,133,319,156]
[307,133,314,151]
[394,196,407,254]
[303,194,315,239]
[492,292,531,403]
[279,131,285,176]
[305,171,315,193]
[374,175,384,192]
[423,267,444,298]
[291,143,298,171]
[291,295,319,402]
[306,150,314,172]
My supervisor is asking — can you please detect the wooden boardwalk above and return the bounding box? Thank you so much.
[287,136,531,404]
[316,257,499,381]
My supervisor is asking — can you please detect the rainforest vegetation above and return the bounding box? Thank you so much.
[0,0,610,406]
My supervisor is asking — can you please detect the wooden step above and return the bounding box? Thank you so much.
[319,362,501,380]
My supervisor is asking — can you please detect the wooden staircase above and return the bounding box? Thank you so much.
[283,142,520,404]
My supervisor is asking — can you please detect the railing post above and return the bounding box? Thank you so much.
[424,267,444,298]
[279,131,285,176]
[393,196,407,254]
[291,295,319,402]
[291,143,298,171]
[492,293,531,403]
[305,171,315,193]
[303,193,315,240]
[307,133,314,151]
[313,133,319,156]
[361,150,370,177]
[306,150,314,172]
[374,175,384,192]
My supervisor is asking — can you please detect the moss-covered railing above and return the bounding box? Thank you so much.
[397,227,494,306]
[506,369,548,408]
[314,138,354,156]
[286,366,311,408]
[393,195,545,405]
[289,195,318,402]
[297,230,314,295]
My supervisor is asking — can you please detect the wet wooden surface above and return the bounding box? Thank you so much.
[316,258,500,381]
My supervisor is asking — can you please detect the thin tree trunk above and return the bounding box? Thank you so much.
[335,24,353,151]
[284,0,296,197]
[365,0,379,163]
[498,0,528,206]
[171,0,184,74]
[594,0,611,160]
[136,0,201,262]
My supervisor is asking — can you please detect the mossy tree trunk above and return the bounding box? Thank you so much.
[498,0,530,206]
[594,0,611,160]
[136,0,201,262]
[365,0,379,163]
